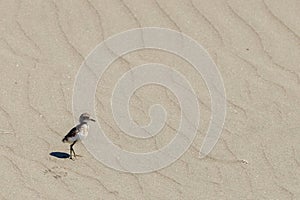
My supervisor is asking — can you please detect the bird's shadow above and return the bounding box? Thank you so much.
[49,152,70,159]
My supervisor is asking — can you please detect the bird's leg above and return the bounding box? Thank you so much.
[69,144,73,159]
[72,148,76,158]
[70,141,77,159]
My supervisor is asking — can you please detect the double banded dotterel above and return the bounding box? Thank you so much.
[62,113,95,159]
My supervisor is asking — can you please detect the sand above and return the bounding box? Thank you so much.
[0,0,299,199]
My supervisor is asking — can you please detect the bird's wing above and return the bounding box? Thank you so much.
[62,126,79,142]
[66,127,79,137]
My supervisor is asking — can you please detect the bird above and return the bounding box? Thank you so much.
[62,113,95,159]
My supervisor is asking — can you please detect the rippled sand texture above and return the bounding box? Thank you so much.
[0,0,299,199]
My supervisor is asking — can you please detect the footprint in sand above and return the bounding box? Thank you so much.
[43,166,68,179]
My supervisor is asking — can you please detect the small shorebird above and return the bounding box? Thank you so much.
[62,113,95,159]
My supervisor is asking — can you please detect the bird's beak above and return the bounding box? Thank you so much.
[90,118,96,122]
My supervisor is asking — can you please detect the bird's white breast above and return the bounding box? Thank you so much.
[78,124,89,140]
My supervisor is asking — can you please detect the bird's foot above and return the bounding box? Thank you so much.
[69,154,79,160]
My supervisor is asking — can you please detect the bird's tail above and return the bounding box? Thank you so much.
[62,137,67,143]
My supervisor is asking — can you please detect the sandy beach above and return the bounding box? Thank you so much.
[0,0,299,199]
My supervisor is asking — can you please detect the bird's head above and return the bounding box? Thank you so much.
[79,113,96,123]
